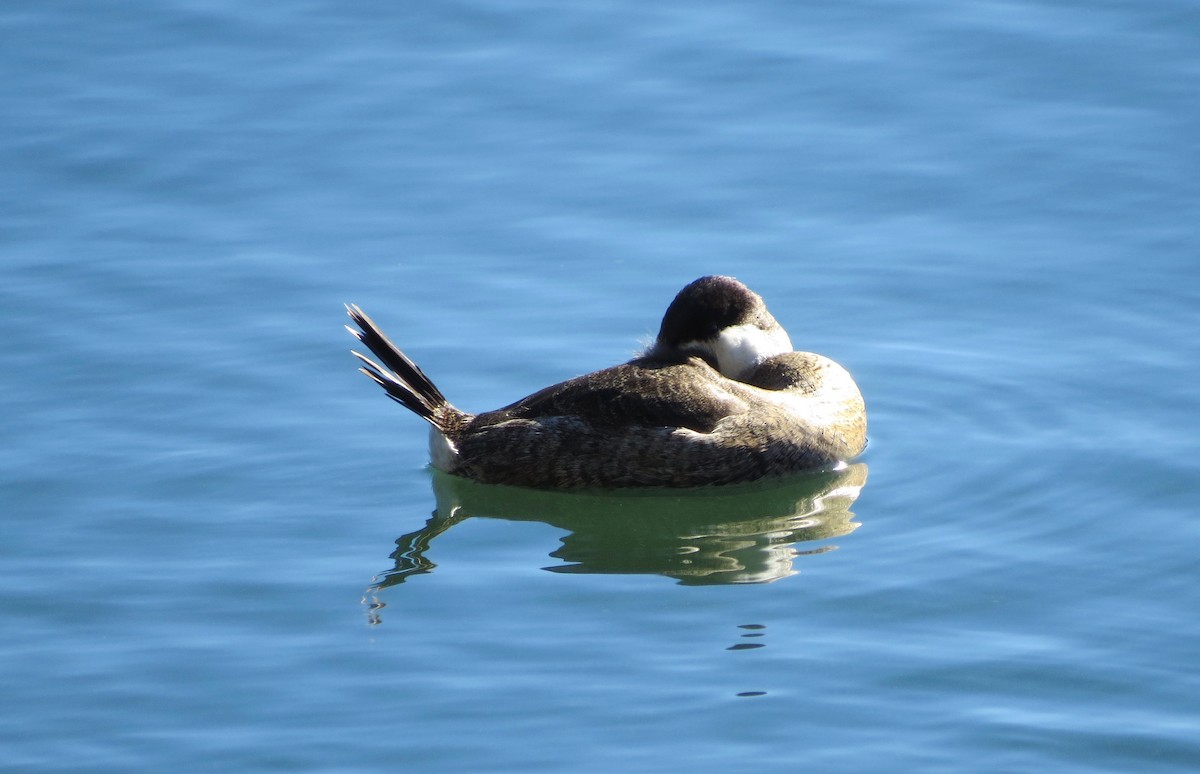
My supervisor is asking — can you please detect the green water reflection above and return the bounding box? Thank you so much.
[371,464,867,599]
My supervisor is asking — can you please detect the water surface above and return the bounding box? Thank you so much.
[2,1,1198,771]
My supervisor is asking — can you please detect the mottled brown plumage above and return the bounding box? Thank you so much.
[347,276,866,489]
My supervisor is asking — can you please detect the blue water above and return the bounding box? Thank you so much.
[3,1,1199,771]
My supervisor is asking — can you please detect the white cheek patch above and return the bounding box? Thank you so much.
[709,323,793,379]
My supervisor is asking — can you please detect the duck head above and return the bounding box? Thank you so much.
[653,275,793,379]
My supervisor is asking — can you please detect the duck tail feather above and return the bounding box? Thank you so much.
[346,304,461,430]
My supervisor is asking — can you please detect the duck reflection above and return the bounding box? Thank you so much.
[371,463,868,594]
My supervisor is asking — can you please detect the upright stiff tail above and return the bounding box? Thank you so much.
[345,304,462,431]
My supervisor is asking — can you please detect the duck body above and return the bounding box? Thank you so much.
[348,276,865,489]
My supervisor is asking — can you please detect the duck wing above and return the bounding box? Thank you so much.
[479,358,743,434]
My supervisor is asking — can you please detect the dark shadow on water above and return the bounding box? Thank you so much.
[366,463,868,618]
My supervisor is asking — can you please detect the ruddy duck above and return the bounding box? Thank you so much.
[347,275,866,489]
